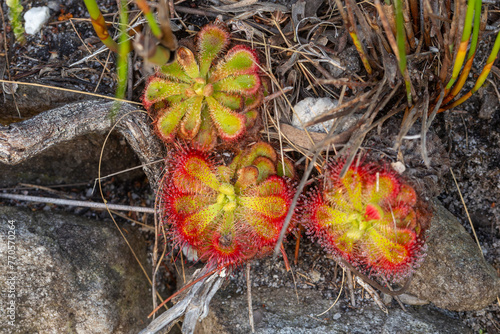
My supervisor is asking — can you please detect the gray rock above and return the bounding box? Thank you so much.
[24,7,51,35]
[0,85,89,118]
[198,286,471,334]
[0,132,142,187]
[191,199,499,332]
[478,86,499,119]
[408,201,500,311]
[291,97,361,135]
[292,97,337,133]
[0,206,151,333]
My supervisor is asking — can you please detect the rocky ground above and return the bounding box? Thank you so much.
[1,0,499,333]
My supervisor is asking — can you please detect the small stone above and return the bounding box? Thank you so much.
[47,1,60,12]
[309,269,321,283]
[478,87,498,119]
[382,293,393,305]
[253,308,264,325]
[182,245,199,262]
[333,312,342,320]
[397,293,429,306]
[292,97,338,133]
[391,161,406,174]
[24,7,51,35]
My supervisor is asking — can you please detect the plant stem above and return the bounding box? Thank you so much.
[135,0,163,40]
[116,0,131,100]
[444,0,476,92]
[394,0,412,105]
[442,27,500,111]
[83,0,119,52]
[247,263,255,333]
[443,0,482,105]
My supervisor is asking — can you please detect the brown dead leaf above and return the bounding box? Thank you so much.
[279,123,325,150]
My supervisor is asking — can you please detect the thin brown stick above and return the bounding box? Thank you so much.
[0,79,142,105]
[450,168,484,259]
[294,229,301,266]
[147,267,219,318]
[246,263,255,333]
[375,0,400,60]
[316,268,345,316]
[96,110,170,319]
[273,148,321,257]
[346,269,356,307]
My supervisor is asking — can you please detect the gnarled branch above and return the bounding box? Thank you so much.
[0,99,164,189]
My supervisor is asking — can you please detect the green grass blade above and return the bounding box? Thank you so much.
[115,0,130,101]
[445,0,476,92]
[135,0,163,40]
[442,27,500,111]
[394,0,412,105]
[468,0,482,58]
[444,0,482,104]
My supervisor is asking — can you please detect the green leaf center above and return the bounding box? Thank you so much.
[345,212,372,241]
[217,183,237,212]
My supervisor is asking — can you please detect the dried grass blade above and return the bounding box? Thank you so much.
[423,0,445,54]
[375,0,399,59]
[437,0,458,82]
[421,0,431,46]
[420,85,430,167]
[349,0,379,62]
[212,0,258,11]
[335,0,372,75]
[158,0,178,50]
[393,104,419,153]
[408,0,419,29]
[403,0,416,49]
[338,78,387,178]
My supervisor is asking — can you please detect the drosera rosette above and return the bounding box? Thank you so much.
[143,21,262,150]
[160,142,298,269]
[303,157,431,283]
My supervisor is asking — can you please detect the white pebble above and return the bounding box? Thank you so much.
[391,161,406,174]
[24,7,51,35]
[292,97,338,133]
[182,245,199,262]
